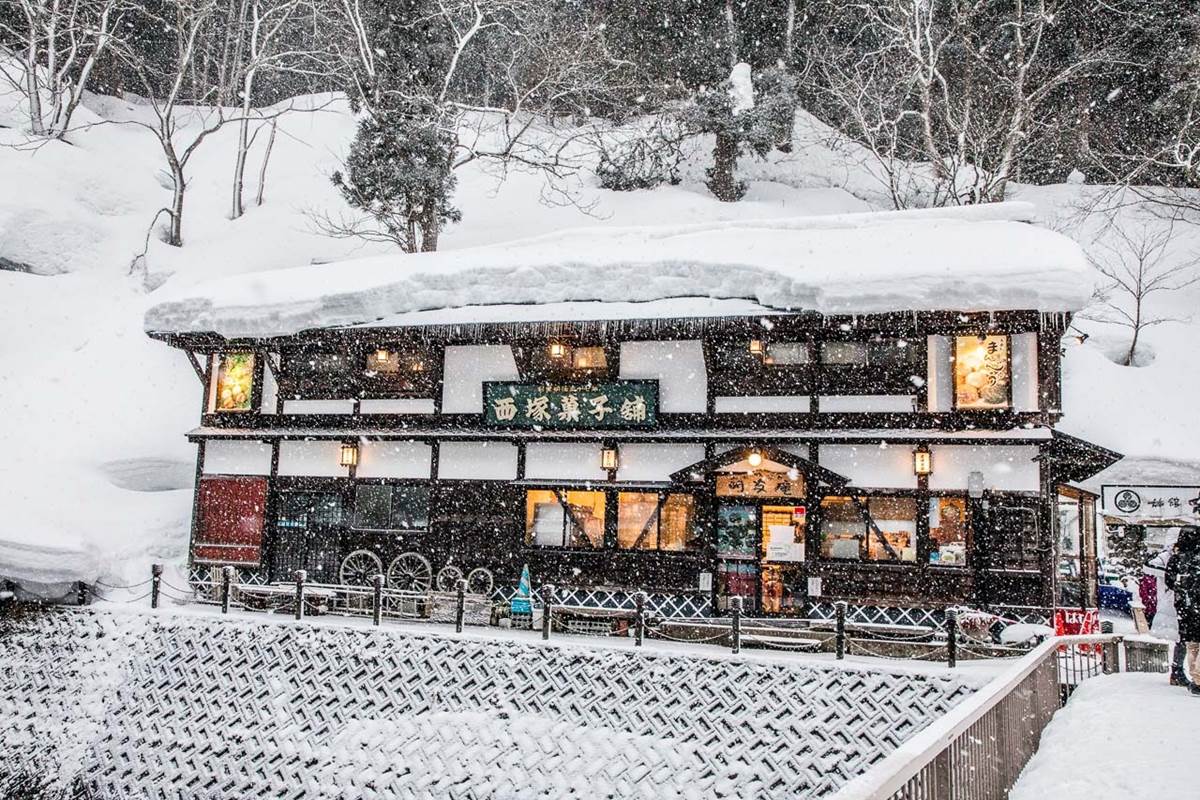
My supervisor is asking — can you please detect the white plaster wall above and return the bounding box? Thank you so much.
[359,398,436,414]
[524,443,608,481]
[927,445,1040,492]
[616,444,706,482]
[715,396,810,413]
[203,441,272,475]
[926,335,953,412]
[356,441,432,479]
[278,440,349,477]
[1010,333,1040,412]
[716,443,811,459]
[818,444,918,489]
[438,441,519,480]
[282,399,355,415]
[442,345,520,414]
[619,341,707,413]
[818,395,916,413]
[260,359,278,415]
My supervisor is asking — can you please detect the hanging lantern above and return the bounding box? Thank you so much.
[749,339,765,356]
[549,342,567,359]
[913,444,932,477]
[374,348,391,364]
[339,442,359,468]
[747,450,763,468]
[601,447,619,470]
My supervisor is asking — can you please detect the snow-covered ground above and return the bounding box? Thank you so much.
[1010,672,1200,800]
[2,73,1199,588]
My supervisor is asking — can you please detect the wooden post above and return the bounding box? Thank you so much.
[730,596,742,655]
[946,609,958,668]
[76,581,88,607]
[455,578,467,633]
[372,574,383,627]
[221,566,234,614]
[151,564,163,609]
[541,584,555,641]
[634,591,646,647]
[294,569,306,621]
[835,601,847,660]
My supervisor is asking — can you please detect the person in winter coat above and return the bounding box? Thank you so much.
[1171,526,1200,694]
[1149,545,1184,683]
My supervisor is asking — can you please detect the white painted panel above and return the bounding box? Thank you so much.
[715,395,810,413]
[1010,333,1039,412]
[203,440,272,476]
[357,441,432,479]
[359,398,436,415]
[927,335,953,412]
[819,444,917,489]
[619,340,707,413]
[716,443,811,459]
[819,395,915,413]
[438,441,519,480]
[282,399,355,415]
[441,345,519,414]
[616,444,706,482]
[525,443,608,481]
[260,358,278,415]
[277,440,348,477]
[927,445,1040,492]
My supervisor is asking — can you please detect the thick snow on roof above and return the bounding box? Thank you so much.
[144,201,1094,338]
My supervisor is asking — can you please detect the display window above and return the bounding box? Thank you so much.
[210,352,256,412]
[617,492,698,551]
[525,489,606,548]
[819,496,917,562]
[954,334,1011,409]
[351,484,431,531]
[929,496,969,566]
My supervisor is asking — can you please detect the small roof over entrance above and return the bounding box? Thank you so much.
[668,445,849,488]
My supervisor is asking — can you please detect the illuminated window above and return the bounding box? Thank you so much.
[211,353,255,412]
[617,492,697,551]
[929,496,968,566]
[366,349,400,374]
[571,346,608,371]
[819,496,917,562]
[954,335,1011,409]
[525,489,605,548]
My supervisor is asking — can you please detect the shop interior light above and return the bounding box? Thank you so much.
[339,442,359,468]
[410,359,425,372]
[374,348,391,364]
[913,444,933,477]
[748,339,765,355]
[601,447,619,471]
[747,450,763,468]
[549,342,567,358]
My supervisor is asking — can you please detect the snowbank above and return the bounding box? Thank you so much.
[144,202,1094,338]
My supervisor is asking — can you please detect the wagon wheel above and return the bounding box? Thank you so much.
[436,565,464,593]
[387,552,433,592]
[339,549,383,587]
[466,567,494,597]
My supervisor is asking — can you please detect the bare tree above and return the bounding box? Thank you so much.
[0,0,130,138]
[1086,218,1200,366]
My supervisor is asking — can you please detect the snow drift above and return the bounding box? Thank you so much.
[143,202,1095,338]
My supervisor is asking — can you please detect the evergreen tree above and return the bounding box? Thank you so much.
[1107,524,1149,584]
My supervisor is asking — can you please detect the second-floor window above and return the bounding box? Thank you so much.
[210,352,256,412]
[524,342,613,382]
[954,334,1011,410]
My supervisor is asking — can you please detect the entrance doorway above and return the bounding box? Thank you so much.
[716,501,808,615]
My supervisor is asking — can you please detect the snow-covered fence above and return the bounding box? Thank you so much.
[826,634,1170,800]
[1,607,982,800]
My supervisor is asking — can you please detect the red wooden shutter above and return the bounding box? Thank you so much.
[194,476,268,566]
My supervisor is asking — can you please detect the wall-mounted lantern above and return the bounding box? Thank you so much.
[747,450,763,468]
[912,444,933,477]
[601,447,619,471]
[339,442,360,468]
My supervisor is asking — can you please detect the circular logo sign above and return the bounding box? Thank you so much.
[1113,489,1141,514]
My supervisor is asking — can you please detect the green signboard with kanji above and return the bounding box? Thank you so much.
[483,381,658,428]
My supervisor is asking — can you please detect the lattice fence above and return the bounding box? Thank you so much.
[1,608,979,799]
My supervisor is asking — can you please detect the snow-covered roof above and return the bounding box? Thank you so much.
[144,202,1094,338]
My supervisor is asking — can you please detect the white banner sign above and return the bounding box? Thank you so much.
[1101,485,1200,524]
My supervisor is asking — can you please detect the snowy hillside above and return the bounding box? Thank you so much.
[1,85,1198,589]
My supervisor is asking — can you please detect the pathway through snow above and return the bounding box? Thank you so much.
[1010,672,1200,800]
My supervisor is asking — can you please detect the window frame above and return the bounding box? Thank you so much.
[348,479,433,533]
[819,336,925,396]
[816,493,921,564]
[208,351,260,414]
[519,341,618,383]
[522,486,702,554]
[952,334,1013,411]
[524,487,609,550]
[616,490,700,553]
[928,494,971,568]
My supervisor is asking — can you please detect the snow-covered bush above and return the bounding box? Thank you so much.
[595,124,686,191]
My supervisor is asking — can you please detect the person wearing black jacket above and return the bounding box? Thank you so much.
[1172,526,1200,694]
[1164,544,1188,685]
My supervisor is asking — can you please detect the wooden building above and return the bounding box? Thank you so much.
[147,208,1120,622]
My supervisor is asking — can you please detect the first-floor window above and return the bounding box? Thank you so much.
[352,484,430,531]
[819,496,917,562]
[929,496,969,566]
[617,492,699,552]
[525,489,606,548]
